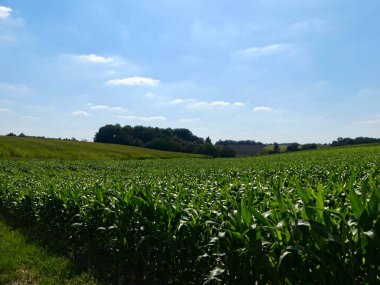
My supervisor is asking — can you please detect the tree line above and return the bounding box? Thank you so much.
[93,124,235,157]
[331,137,380,147]
[215,139,264,146]
[5,130,380,157]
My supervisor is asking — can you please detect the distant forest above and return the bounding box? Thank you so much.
[215,139,264,145]
[5,129,380,157]
[331,137,380,147]
[94,124,235,157]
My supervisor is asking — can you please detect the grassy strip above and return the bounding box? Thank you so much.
[0,218,97,285]
[0,136,205,160]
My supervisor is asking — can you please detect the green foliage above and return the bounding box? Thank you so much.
[94,124,233,157]
[301,143,318,150]
[0,136,205,160]
[286,143,300,152]
[0,220,96,284]
[332,136,380,147]
[0,145,380,284]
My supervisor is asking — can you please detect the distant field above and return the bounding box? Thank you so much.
[0,136,205,160]
[227,144,265,156]
[261,144,288,153]
[225,144,288,156]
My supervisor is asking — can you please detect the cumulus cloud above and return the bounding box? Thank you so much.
[115,115,166,122]
[72,111,90,116]
[210,101,230,107]
[171,98,247,109]
[89,104,125,112]
[252,106,273,113]
[189,100,230,109]
[232,43,293,58]
[77,54,116,64]
[106,76,160,87]
[0,6,12,20]
[62,54,139,74]
[170,98,185,104]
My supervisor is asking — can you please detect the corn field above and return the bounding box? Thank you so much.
[0,145,379,284]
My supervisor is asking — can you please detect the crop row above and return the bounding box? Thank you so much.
[0,146,379,284]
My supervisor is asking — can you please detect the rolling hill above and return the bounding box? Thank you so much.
[0,136,206,160]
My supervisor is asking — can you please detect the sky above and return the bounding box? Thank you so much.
[0,0,379,144]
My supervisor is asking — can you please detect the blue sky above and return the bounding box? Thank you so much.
[0,0,379,143]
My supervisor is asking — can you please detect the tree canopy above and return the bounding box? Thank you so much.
[94,124,235,157]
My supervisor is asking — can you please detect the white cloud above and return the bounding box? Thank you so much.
[109,107,124,112]
[233,102,246,107]
[72,111,90,116]
[252,106,273,113]
[210,101,230,107]
[232,43,293,58]
[0,6,12,20]
[21,115,37,120]
[189,100,231,109]
[89,104,125,112]
[0,108,11,112]
[171,98,185,104]
[171,98,246,109]
[179,117,201,123]
[62,54,133,71]
[0,8,26,46]
[90,104,108,110]
[145,92,155,98]
[77,54,115,64]
[106,76,160,87]
[115,115,166,122]
[187,100,230,108]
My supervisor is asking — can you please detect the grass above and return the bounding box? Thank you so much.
[0,217,97,285]
[261,144,288,153]
[0,136,205,160]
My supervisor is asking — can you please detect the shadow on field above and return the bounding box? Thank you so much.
[0,210,159,285]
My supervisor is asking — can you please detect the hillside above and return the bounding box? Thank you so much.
[227,144,265,156]
[0,136,205,160]
[227,144,287,156]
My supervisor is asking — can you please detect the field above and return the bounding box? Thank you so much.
[261,144,288,153]
[0,136,205,160]
[0,145,380,284]
[227,144,265,156]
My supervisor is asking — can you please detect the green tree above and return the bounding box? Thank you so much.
[286,143,299,152]
[273,142,280,153]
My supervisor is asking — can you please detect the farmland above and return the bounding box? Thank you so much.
[0,136,205,160]
[0,145,380,284]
